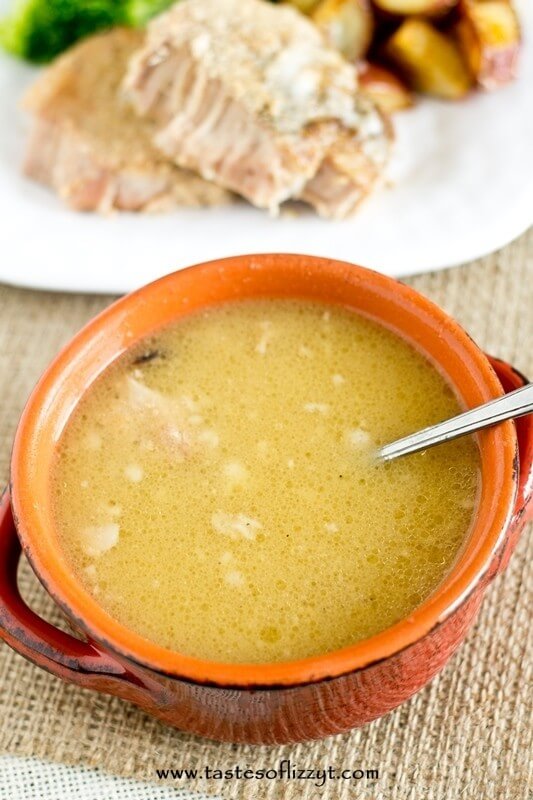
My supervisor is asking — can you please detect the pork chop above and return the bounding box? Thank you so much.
[124,0,391,218]
[23,28,233,213]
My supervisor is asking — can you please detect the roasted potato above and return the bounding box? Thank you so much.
[358,62,414,111]
[311,0,374,61]
[457,0,520,89]
[286,0,520,102]
[283,0,322,12]
[385,19,473,99]
[372,0,457,15]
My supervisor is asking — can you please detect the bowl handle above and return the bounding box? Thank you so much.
[487,356,533,577]
[0,489,166,703]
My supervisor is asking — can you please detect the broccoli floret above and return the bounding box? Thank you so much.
[126,0,175,27]
[0,0,130,63]
[0,0,179,64]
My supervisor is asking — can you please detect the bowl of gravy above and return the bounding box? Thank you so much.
[1,254,531,743]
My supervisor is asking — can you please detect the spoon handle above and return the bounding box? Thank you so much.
[378,382,533,462]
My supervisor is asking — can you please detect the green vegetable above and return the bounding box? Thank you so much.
[0,0,176,64]
[0,0,127,62]
[126,0,175,27]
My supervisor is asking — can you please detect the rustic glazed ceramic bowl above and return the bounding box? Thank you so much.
[0,255,531,744]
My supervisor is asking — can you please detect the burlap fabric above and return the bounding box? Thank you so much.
[0,231,531,800]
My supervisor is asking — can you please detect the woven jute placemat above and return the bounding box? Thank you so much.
[0,232,531,800]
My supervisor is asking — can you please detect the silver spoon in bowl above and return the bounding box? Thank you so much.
[377,383,533,463]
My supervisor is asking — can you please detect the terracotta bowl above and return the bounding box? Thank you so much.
[0,255,531,744]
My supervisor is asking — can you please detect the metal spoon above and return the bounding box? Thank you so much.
[377,382,533,463]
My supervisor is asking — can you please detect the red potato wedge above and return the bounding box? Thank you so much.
[385,19,473,99]
[456,0,520,89]
[372,0,458,15]
[358,62,414,111]
[311,0,374,60]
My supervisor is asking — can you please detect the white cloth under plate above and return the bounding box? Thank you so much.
[0,755,221,800]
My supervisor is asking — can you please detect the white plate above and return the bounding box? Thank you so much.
[0,0,532,295]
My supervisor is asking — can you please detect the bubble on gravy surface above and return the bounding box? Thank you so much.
[52,300,480,663]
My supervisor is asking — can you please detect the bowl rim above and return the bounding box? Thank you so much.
[10,254,517,687]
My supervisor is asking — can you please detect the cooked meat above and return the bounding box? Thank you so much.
[124,0,391,218]
[23,28,233,213]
